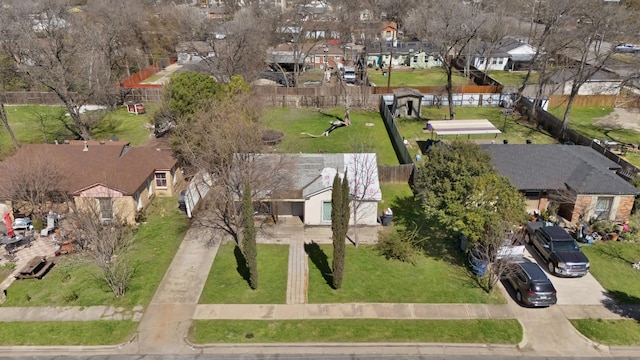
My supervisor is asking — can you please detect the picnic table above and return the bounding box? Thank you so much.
[15,256,54,280]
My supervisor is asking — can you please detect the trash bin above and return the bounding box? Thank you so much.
[470,253,488,276]
[381,214,393,226]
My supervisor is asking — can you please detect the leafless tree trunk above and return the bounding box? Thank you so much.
[68,199,135,298]
[347,151,381,247]
[172,93,293,242]
[0,148,67,220]
[0,104,18,151]
[405,0,486,120]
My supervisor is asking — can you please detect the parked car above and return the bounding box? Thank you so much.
[526,222,590,277]
[12,217,33,231]
[614,43,640,53]
[505,260,557,307]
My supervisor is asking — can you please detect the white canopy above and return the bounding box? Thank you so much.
[428,119,501,136]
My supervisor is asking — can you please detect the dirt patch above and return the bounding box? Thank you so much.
[592,108,640,132]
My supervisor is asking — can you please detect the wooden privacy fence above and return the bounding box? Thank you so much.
[379,96,414,166]
[378,164,415,183]
[548,95,617,108]
[120,57,176,89]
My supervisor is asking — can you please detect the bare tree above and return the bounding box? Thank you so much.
[0,104,18,151]
[470,221,520,294]
[203,6,279,83]
[555,1,628,133]
[0,0,142,139]
[0,147,68,220]
[68,198,135,297]
[347,139,380,247]
[172,93,293,242]
[405,0,487,120]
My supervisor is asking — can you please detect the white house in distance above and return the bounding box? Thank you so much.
[472,37,537,71]
[258,153,382,226]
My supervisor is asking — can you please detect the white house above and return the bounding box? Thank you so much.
[256,153,382,226]
[176,41,215,65]
[472,37,537,71]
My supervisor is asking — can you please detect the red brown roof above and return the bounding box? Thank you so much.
[0,141,177,196]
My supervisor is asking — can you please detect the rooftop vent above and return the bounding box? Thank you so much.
[83,141,88,152]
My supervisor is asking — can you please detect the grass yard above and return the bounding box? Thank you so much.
[1,197,188,308]
[199,242,289,304]
[263,107,399,165]
[367,68,471,87]
[547,106,640,145]
[189,319,522,344]
[0,104,155,156]
[0,321,137,346]
[306,244,504,304]
[396,106,557,159]
[572,319,640,346]
[379,182,414,213]
[581,242,640,304]
[91,106,157,145]
[486,71,539,86]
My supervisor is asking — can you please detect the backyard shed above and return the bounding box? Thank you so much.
[392,88,423,118]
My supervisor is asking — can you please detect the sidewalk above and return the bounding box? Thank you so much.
[2,222,640,358]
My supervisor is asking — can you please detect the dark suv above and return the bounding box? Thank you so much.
[505,260,557,307]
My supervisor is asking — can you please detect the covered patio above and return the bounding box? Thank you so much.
[424,119,502,138]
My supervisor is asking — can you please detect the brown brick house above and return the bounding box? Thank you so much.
[0,140,182,224]
[483,144,639,223]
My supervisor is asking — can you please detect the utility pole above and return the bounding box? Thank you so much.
[386,41,394,93]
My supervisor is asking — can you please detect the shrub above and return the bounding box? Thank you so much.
[376,229,418,265]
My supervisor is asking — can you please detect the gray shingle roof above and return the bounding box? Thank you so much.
[482,144,638,195]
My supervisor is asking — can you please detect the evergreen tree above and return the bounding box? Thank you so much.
[332,170,350,289]
[241,182,258,290]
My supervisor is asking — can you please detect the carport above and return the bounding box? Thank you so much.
[425,119,501,139]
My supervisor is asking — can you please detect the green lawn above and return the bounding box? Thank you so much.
[572,319,640,346]
[486,71,539,86]
[397,106,557,159]
[548,106,640,145]
[190,319,522,344]
[0,104,155,156]
[199,242,289,304]
[581,242,640,304]
[379,182,414,213]
[306,244,504,304]
[2,197,188,308]
[0,321,136,346]
[263,107,399,165]
[367,68,471,87]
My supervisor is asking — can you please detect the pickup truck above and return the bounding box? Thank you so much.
[525,222,590,277]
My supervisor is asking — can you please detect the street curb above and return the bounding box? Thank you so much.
[184,338,520,352]
[0,332,137,353]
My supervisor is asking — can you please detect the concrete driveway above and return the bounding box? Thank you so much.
[523,245,610,306]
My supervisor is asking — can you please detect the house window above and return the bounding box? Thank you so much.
[491,58,498,64]
[498,58,504,64]
[98,198,113,220]
[594,196,613,219]
[155,172,167,188]
[322,201,332,222]
[413,56,418,62]
[478,57,485,64]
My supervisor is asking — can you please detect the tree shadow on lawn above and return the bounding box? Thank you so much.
[602,290,640,320]
[389,194,464,266]
[304,242,334,288]
[233,245,251,285]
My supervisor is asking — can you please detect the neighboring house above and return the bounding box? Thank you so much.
[252,153,382,226]
[547,68,623,95]
[483,144,638,223]
[472,37,537,71]
[176,41,215,65]
[380,21,397,42]
[0,141,181,225]
[409,51,442,69]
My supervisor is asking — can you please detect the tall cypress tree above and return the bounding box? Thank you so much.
[332,170,350,289]
[241,182,258,290]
